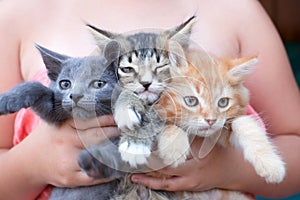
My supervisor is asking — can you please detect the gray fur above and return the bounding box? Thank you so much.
[0,41,120,126]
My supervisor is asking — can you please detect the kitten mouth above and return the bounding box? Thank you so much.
[137,91,160,104]
[198,127,210,131]
[64,103,95,112]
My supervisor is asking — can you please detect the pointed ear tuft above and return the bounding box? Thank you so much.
[86,24,116,49]
[228,56,258,83]
[167,16,196,48]
[35,44,69,81]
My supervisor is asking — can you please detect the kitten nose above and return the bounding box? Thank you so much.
[70,94,84,104]
[205,119,217,126]
[141,82,151,90]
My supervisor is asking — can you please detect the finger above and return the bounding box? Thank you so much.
[157,159,200,176]
[131,173,188,191]
[70,171,114,187]
[76,126,119,148]
[69,115,116,130]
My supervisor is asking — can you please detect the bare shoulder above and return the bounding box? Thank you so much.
[224,0,300,135]
[0,0,61,147]
[193,0,300,135]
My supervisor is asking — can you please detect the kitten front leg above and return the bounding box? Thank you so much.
[114,104,143,130]
[0,82,51,114]
[230,115,286,183]
[78,136,129,179]
[158,125,190,168]
[118,110,164,167]
[118,134,152,168]
[113,90,146,130]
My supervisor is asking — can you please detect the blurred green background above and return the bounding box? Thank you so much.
[286,43,300,86]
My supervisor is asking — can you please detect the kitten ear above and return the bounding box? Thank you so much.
[35,44,70,81]
[103,40,121,62]
[86,24,118,49]
[227,56,258,83]
[167,40,188,71]
[166,16,196,48]
[103,40,121,73]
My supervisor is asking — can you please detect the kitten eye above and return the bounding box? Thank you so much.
[218,97,230,108]
[156,63,169,69]
[155,63,170,74]
[59,80,71,89]
[92,80,106,89]
[121,67,135,73]
[183,96,199,107]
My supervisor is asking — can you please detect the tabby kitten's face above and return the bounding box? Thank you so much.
[159,51,257,137]
[87,16,196,104]
[117,35,171,103]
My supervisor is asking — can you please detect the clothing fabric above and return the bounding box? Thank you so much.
[13,69,52,200]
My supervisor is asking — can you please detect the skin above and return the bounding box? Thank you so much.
[0,0,299,199]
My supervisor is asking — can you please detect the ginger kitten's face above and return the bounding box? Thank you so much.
[159,52,257,137]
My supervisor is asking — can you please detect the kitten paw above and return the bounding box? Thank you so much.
[78,150,114,179]
[231,115,286,183]
[0,95,26,114]
[114,107,142,130]
[253,154,286,183]
[118,141,150,167]
[158,125,190,168]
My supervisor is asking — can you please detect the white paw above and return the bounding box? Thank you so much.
[161,148,189,168]
[118,141,151,167]
[158,126,190,168]
[253,153,286,183]
[230,115,286,183]
[114,107,141,130]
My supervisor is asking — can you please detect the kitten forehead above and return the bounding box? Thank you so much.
[120,49,167,68]
[124,32,163,50]
[59,56,112,81]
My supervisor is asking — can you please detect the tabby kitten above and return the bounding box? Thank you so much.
[86,16,196,167]
[156,49,286,187]
[0,40,120,125]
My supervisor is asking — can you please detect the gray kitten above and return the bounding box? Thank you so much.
[0,41,122,199]
[0,40,120,125]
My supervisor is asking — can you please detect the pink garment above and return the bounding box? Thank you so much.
[13,70,262,200]
[13,69,52,200]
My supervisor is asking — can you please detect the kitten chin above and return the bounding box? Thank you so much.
[138,91,160,104]
[70,107,97,119]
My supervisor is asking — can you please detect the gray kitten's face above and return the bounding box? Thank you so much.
[38,40,121,119]
[54,56,117,119]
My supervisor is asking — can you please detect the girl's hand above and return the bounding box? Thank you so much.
[23,115,119,188]
[131,138,246,192]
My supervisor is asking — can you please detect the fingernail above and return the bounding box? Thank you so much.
[131,175,139,182]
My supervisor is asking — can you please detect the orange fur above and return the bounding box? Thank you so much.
[157,51,255,131]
